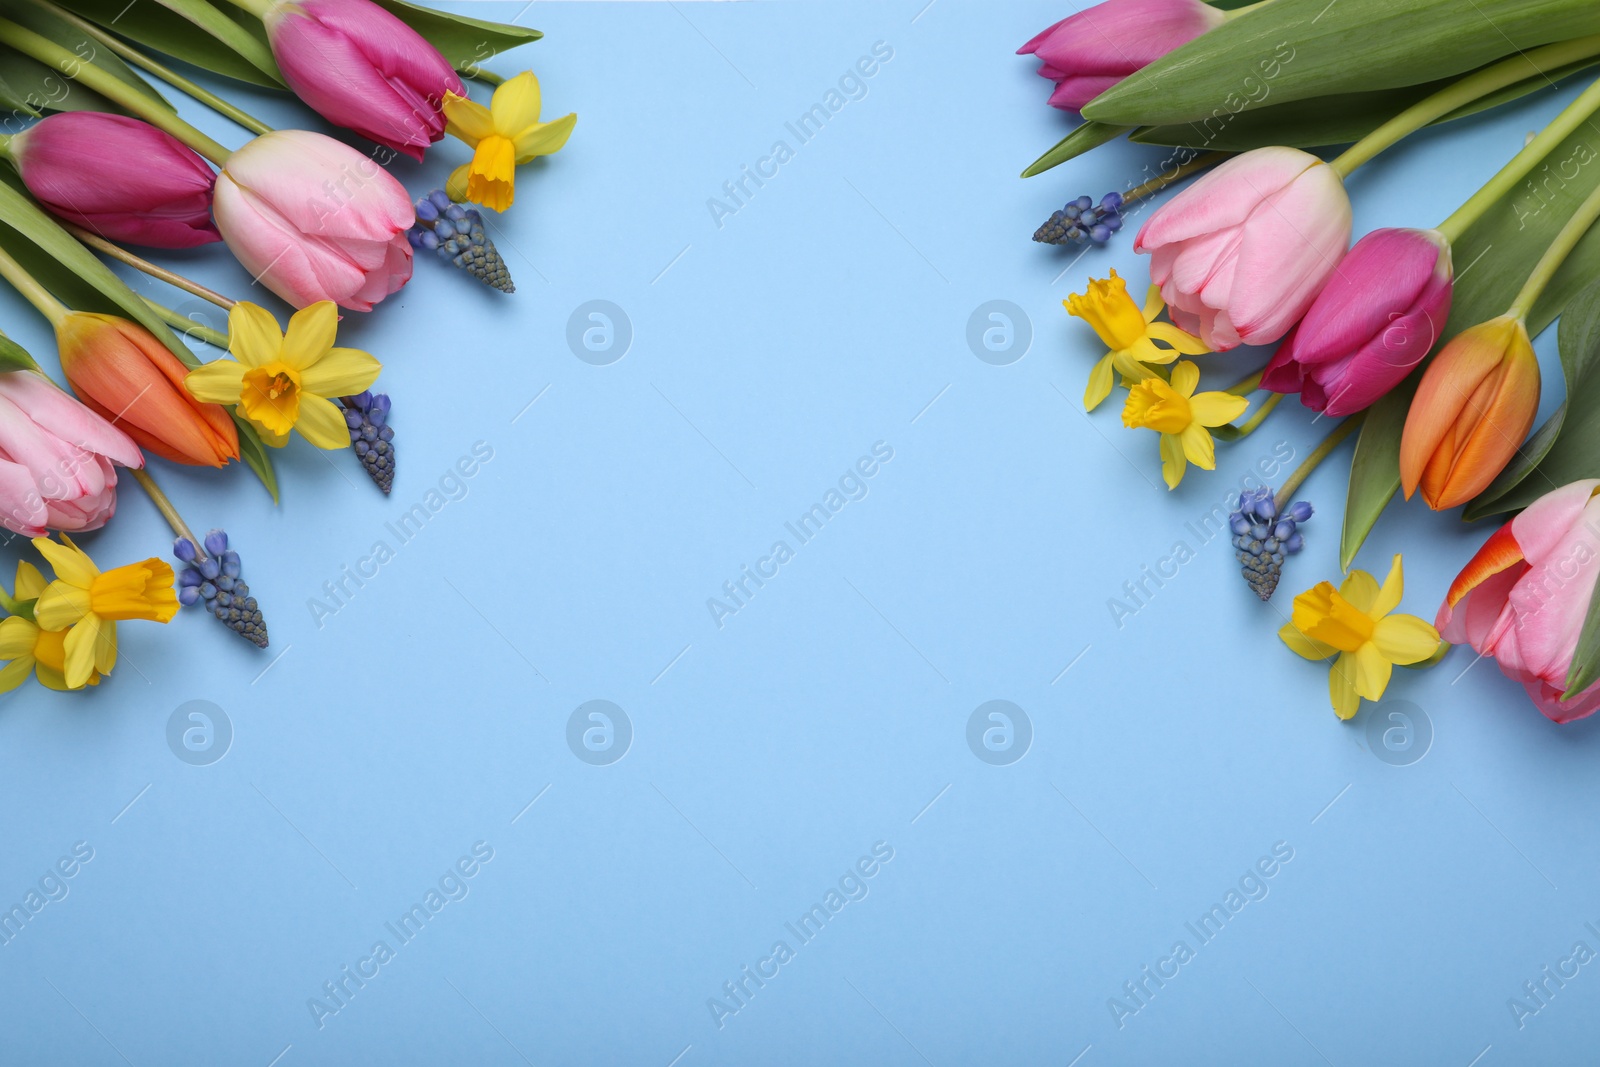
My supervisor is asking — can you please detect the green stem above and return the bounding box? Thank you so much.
[29,0,274,136]
[1224,368,1264,395]
[142,297,229,351]
[130,468,208,559]
[1439,74,1600,242]
[466,66,505,87]
[1231,391,1284,438]
[1507,179,1600,319]
[0,240,68,326]
[0,15,233,164]
[1332,35,1600,178]
[1401,640,1453,669]
[66,223,237,310]
[1123,151,1229,206]
[211,0,276,17]
[1275,412,1365,510]
[1220,0,1274,20]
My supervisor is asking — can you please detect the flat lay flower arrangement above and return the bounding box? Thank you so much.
[0,0,572,692]
[1022,0,1600,725]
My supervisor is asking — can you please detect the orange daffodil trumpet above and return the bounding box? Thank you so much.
[1067,269,1208,410]
[1279,555,1442,720]
[1120,362,1246,489]
[442,71,576,211]
[185,302,382,449]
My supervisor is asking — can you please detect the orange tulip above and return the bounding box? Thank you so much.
[1399,314,1539,511]
[56,313,239,468]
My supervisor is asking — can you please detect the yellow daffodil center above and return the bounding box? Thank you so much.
[241,361,302,436]
[1123,378,1192,435]
[469,135,518,211]
[1294,584,1375,652]
[88,561,178,623]
[1067,272,1147,351]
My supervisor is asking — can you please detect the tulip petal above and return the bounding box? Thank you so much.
[1136,147,1317,250]
[0,458,47,537]
[1510,479,1600,562]
[1225,164,1351,345]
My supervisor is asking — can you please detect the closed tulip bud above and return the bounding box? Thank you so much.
[6,113,220,248]
[1018,0,1224,112]
[1399,315,1539,511]
[262,0,464,161]
[56,313,239,468]
[0,369,143,538]
[1437,480,1600,722]
[1261,228,1453,416]
[1135,147,1352,351]
[213,130,414,312]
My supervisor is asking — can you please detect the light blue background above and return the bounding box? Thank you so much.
[0,2,1595,1064]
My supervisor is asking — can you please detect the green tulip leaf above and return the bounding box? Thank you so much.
[1022,122,1131,178]
[368,0,542,75]
[0,2,175,115]
[0,333,40,373]
[56,0,283,87]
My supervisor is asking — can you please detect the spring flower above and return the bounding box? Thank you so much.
[212,130,414,312]
[1135,146,1352,351]
[1230,488,1312,601]
[1067,269,1208,410]
[1399,314,1539,511]
[1261,228,1454,416]
[174,529,268,648]
[1018,0,1224,112]
[1436,480,1600,723]
[56,313,239,468]
[262,0,464,161]
[1279,555,1442,720]
[0,369,143,538]
[1121,361,1246,489]
[185,301,381,449]
[0,561,78,691]
[5,113,220,248]
[1035,192,1124,245]
[30,534,178,690]
[442,71,576,211]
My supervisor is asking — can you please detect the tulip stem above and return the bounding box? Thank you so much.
[213,0,276,16]
[1219,0,1275,20]
[28,0,275,136]
[1331,35,1600,179]
[1275,412,1365,511]
[1122,151,1229,206]
[464,66,505,87]
[66,223,238,311]
[130,467,208,561]
[1508,179,1600,320]
[1223,369,1263,395]
[1232,391,1283,438]
[140,297,231,351]
[0,16,234,165]
[0,240,68,327]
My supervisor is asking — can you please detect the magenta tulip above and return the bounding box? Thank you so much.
[1260,228,1453,415]
[7,113,219,248]
[1437,480,1600,723]
[1134,147,1351,351]
[1018,0,1224,112]
[213,130,414,312]
[0,370,143,539]
[263,0,464,161]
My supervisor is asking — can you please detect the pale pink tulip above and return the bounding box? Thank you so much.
[1261,228,1453,415]
[1437,480,1600,723]
[1135,147,1352,351]
[1019,0,1224,112]
[212,130,414,312]
[0,370,143,538]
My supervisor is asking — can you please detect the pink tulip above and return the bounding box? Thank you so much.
[1437,480,1600,723]
[0,370,143,539]
[1018,0,1224,112]
[1134,147,1352,351]
[8,113,219,248]
[263,0,464,161]
[1260,228,1453,415]
[212,130,414,312]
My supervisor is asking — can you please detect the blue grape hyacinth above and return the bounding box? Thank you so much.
[1231,488,1312,602]
[174,529,268,648]
[342,391,394,494]
[1034,192,1124,246]
[408,189,514,293]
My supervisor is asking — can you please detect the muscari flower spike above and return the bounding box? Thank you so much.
[407,189,514,293]
[174,529,268,648]
[1230,487,1312,602]
[1034,192,1124,246]
[342,391,394,494]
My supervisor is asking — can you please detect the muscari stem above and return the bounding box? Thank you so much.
[31,0,275,136]
[1274,412,1365,511]
[0,240,68,327]
[1332,35,1600,179]
[66,224,237,310]
[141,296,230,351]
[1508,178,1600,319]
[1122,152,1229,206]
[130,468,208,560]
[1438,74,1600,243]
[0,16,234,164]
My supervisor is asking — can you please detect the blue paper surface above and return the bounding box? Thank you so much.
[0,2,1595,1063]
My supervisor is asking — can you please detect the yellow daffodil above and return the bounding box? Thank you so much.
[185,301,381,449]
[442,71,577,211]
[1066,270,1208,411]
[1279,555,1442,720]
[30,535,178,690]
[1121,361,1247,489]
[0,561,80,692]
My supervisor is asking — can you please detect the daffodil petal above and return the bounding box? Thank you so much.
[32,536,97,588]
[1085,353,1115,411]
[1373,614,1441,665]
[1179,422,1216,470]
[281,302,340,371]
[0,655,32,692]
[1338,569,1380,614]
[185,359,246,405]
[1146,321,1209,355]
[1373,554,1405,618]
[93,616,116,675]
[1187,391,1249,427]
[512,112,576,161]
[446,162,473,204]
[442,91,494,146]
[1353,642,1392,701]
[1141,285,1163,323]
[0,616,37,658]
[61,619,97,689]
[491,71,542,132]
[227,302,283,368]
[295,395,355,450]
[1279,621,1339,661]
[299,348,381,400]
[33,582,90,632]
[1330,652,1361,720]
[1159,432,1186,489]
[1125,337,1176,368]
[35,663,71,690]
[1169,360,1200,397]
[13,560,44,600]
